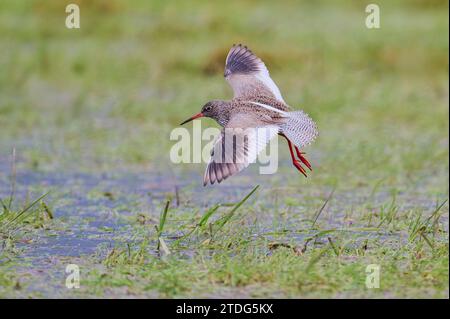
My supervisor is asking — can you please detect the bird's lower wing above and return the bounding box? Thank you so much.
[203,114,279,186]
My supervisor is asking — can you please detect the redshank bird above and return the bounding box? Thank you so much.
[180,44,318,186]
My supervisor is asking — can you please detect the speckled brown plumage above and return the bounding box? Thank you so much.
[180,44,318,186]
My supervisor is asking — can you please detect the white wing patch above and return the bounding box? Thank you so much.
[248,101,288,116]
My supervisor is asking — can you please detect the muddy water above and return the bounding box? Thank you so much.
[0,166,277,262]
[0,161,447,297]
[1,165,447,258]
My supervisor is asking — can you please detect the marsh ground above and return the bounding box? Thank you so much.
[0,0,448,298]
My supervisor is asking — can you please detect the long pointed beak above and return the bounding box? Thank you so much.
[180,112,204,125]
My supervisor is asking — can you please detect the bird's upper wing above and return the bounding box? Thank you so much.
[224,44,285,102]
[203,113,279,186]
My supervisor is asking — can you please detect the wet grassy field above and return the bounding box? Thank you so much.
[0,0,448,298]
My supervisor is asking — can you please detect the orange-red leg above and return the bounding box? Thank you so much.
[279,133,308,177]
[294,146,312,171]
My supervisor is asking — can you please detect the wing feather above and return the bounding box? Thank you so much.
[224,44,285,102]
[203,113,279,186]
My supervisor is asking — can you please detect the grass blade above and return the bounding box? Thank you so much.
[312,188,335,227]
[0,198,9,214]
[2,192,49,231]
[327,237,340,256]
[199,204,220,227]
[158,237,171,256]
[158,200,170,237]
[216,185,259,230]
[305,247,328,273]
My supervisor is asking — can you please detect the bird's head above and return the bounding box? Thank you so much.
[180,100,230,126]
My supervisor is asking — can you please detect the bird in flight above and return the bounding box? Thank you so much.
[180,44,318,186]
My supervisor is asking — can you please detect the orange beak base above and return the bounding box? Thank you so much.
[180,112,204,125]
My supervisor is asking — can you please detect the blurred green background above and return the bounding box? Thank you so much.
[0,0,448,299]
[0,0,448,188]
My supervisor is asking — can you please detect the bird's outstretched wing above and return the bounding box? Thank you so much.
[203,113,279,186]
[224,44,285,102]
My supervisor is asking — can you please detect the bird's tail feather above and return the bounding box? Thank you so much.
[280,111,318,148]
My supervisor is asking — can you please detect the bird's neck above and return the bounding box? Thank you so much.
[217,116,229,127]
[212,100,232,127]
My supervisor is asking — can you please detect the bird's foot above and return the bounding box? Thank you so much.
[294,146,312,171]
[280,133,312,177]
[292,159,308,177]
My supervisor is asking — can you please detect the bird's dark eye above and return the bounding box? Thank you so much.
[205,105,212,112]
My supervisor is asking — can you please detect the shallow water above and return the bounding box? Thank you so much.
[0,161,447,297]
[1,165,446,255]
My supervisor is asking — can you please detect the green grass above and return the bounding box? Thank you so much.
[0,0,448,298]
[77,191,448,298]
[0,192,51,243]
